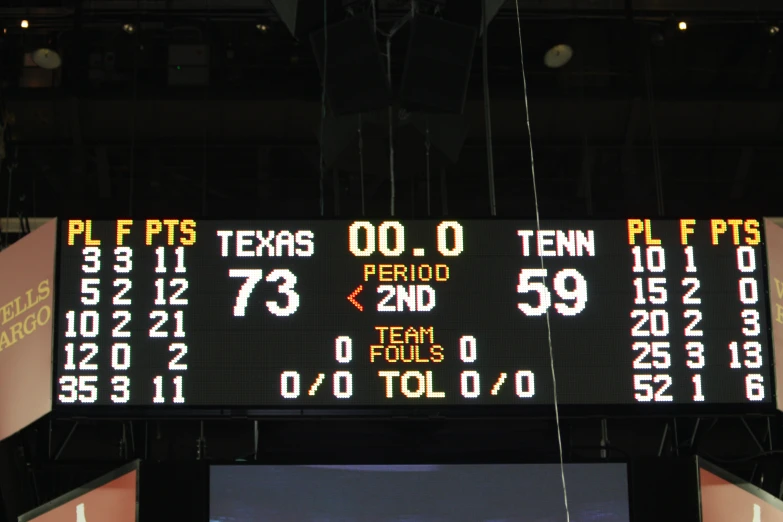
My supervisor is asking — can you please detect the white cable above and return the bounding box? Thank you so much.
[513,2,570,521]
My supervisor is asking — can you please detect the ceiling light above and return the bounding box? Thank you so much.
[678,21,687,31]
[256,24,268,32]
[31,48,62,70]
[770,25,780,35]
[122,23,136,34]
[20,19,29,29]
[544,44,573,69]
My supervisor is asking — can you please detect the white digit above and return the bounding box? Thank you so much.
[684,246,697,273]
[280,371,300,399]
[113,279,132,305]
[173,375,185,404]
[153,376,164,403]
[460,371,480,398]
[742,309,761,336]
[265,269,300,317]
[58,376,78,403]
[333,371,353,399]
[79,311,99,338]
[631,246,643,273]
[746,374,765,401]
[633,374,653,402]
[459,336,477,363]
[647,278,667,305]
[349,221,375,257]
[111,343,131,370]
[112,310,131,338]
[80,279,100,305]
[728,341,742,369]
[650,310,669,337]
[552,269,587,316]
[229,269,264,317]
[378,221,404,256]
[692,375,705,402]
[739,278,758,305]
[169,279,189,305]
[173,310,185,338]
[517,268,551,316]
[77,376,98,403]
[632,278,645,304]
[114,247,133,273]
[110,376,130,403]
[437,221,464,257]
[743,341,763,369]
[736,246,756,273]
[335,336,352,363]
[82,247,101,273]
[78,343,98,370]
[63,343,76,370]
[168,343,188,370]
[685,342,705,369]
[155,246,166,273]
[682,278,701,305]
[514,370,535,398]
[174,246,186,273]
[154,278,165,306]
[149,311,168,338]
[65,311,77,337]
[683,310,703,337]
[646,246,666,273]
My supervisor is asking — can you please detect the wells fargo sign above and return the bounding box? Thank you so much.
[0,219,56,440]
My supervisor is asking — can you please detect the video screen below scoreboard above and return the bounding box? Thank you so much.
[209,464,630,521]
[54,218,772,409]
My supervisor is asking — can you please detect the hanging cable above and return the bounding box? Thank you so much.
[644,41,665,216]
[380,7,412,218]
[358,114,366,216]
[482,0,497,216]
[425,118,431,217]
[513,2,570,521]
[319,0,328,217]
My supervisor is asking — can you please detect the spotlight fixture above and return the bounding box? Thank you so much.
[256,23,268,32]
[678,21,687,31]
[122,23,136,34]
[31,48,62,69]
[544,44,573,69]
[770,25,780,35]
[20,19,29,29]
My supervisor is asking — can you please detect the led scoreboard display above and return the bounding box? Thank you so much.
[54,218,772,410]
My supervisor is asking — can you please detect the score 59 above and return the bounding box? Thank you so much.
[517,268,588,317]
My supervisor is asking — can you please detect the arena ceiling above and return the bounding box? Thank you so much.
[0,0,780,219]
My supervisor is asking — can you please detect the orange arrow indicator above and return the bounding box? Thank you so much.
[347,285,364,311]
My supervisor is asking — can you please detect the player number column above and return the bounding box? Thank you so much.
[630,244,673,402]
[728,246,765,401]
[150,246,188,404]
[60,246,102,404]
[110,246,134,403]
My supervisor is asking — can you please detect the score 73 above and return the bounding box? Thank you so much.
[517,268,588,316]
[229,269,300,317]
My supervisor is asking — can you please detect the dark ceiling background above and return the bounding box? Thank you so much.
[1,0,782,221]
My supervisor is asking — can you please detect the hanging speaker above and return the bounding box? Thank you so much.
[268,0,342,39]
[310,16,391,115]
[399,15,477,115]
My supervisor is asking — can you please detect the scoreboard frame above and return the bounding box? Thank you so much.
[49,217,778,419]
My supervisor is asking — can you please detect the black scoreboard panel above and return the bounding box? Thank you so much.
[54,218,772,409]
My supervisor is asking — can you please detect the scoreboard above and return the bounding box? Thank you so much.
[54,218,773,410]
